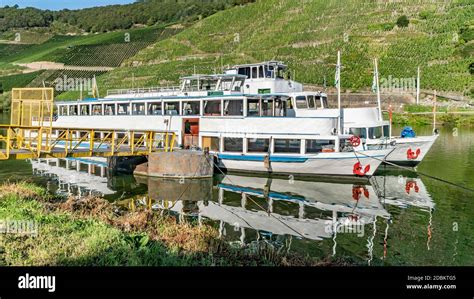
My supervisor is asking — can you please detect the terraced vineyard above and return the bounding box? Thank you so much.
[0,70,44,91]
[97,0,473,98]
[50,27,182,67]
[27,69,108,97]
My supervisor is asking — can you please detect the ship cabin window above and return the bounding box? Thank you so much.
[224,99,243,116]
[247,138,269,153]
[59,105,68,116]
[117,103,130,115]
[383,125,389,137]
[265,65,274,78]
[223,137,243,152]
[321,96,328,108]
[368,126,383,139]
[69,105,78,116]
[258,66,264,78]
[307,95,316,109]
[148,102,162,115]
[202,136,220,151]
[349,127,367,139]
[182,101,200,116]
[247,98,260,116]
[104,104,115,115]
[305,139,335,153]
[261,98,273,116]
[164,101,180,115]
[92,104,102,115]
[238,67,251,79]
[295,96,308,109]
[80,105,90,116]
[204,100,221,116]
[274,139,300,153]
[132,103,145,115]
[251,67,258,79]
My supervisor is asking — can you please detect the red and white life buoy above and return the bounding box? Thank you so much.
[407,148,421,160]
[349,135,361,147]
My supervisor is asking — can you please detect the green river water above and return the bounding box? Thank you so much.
[0,113,473,266]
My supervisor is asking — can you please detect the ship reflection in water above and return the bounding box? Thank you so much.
[30,158,435,264]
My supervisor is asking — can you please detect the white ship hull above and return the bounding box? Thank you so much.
[216,149,393,177]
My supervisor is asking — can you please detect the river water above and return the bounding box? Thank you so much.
[0,113,473,266]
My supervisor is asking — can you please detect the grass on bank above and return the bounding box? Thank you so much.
[0,182,333,266]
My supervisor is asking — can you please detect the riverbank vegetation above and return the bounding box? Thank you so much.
[0,182,340,266]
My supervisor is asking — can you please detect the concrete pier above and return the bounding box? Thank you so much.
[134,151,213,178]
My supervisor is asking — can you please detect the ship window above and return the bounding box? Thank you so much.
[251,67,257,79]
[164,102,179,115]
[132,103,145,115]
[247,98,260,116]
[247,138,269,153]
[117,103,130,115]
[261,98,274,116]
[321,97,328,108]
[182,101,200,115]
[295,96,307,109]
[92,104,102,115]
[224,99,243,116]
[202,136,219,151]
[59,105,68,116]
[306,139,335,153]
[80,105,90,116]
[69,105,78,116]
[368,127,383,139]
[204,100,221,116]
[258,66,264,78]
[148,102,162,115]
[224,137,243,152]
[238,67,250,78]
[104,104,115,115]
[265,65,274,78]
[274,139,300,153]
[349,127,367,139]
[383,125,389,137]
[274,97,286,117]
[307,95,315,109]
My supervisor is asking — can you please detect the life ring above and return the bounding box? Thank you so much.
[349,135,361,147]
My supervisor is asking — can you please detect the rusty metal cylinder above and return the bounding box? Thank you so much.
[136,151,213,178]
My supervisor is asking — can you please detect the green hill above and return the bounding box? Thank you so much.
[91,0,472,99]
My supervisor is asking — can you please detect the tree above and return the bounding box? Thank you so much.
[396,15,409,28]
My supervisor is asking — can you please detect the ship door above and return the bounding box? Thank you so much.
[182,118,199,149]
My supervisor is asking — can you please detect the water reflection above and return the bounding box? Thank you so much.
[30,157,436,263]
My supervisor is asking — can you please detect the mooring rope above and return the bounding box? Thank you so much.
[354,150,474,193]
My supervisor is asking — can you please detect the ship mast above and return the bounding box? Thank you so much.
[336,50,342,134]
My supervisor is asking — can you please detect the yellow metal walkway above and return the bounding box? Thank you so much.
[0,88,176,160]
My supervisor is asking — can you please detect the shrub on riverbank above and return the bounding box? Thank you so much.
[0,183,335,266]
[390,112,474,127]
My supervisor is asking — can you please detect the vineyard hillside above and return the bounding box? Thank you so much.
[95,0,473,99]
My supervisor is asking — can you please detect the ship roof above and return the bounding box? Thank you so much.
[231,61,287,68]
[180,73,247,80]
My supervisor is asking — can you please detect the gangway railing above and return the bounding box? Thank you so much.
[0,125,176,160]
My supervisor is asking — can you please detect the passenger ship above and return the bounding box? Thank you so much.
[53,61,396,177]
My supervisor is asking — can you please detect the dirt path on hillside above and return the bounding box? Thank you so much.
[16,61,115,72]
